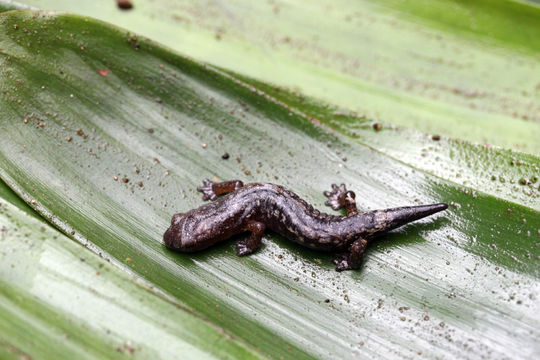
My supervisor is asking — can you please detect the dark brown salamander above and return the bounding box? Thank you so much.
[164,179,448,271]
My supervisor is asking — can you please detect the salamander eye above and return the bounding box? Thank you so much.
[171,213,184,224]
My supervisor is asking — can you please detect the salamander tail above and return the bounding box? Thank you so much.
[370,203,448,233]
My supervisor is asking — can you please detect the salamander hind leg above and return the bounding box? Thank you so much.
[323,183,358,216]
[333,238,368,272]
[236,221,265,257]
[197,179,244,201]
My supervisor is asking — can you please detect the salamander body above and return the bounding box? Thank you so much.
[164,180,448,271]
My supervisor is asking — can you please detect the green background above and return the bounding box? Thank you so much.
[0,1,539,359]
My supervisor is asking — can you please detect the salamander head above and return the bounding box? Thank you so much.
[163,213,183,249]
[163,213,198,252]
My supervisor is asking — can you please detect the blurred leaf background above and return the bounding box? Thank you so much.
[11,0,540,153]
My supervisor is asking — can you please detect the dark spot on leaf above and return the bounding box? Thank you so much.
[116,0,133,10]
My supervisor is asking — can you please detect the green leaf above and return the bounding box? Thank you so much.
[0,172,261,359]
[13,0,540,153]
[232,74,540,211]
[0,1,30,12]
[0,9,539,359]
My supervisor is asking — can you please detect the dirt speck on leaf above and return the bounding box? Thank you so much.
[117,0,133,10]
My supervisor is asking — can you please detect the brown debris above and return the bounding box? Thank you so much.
[117,0,133,10]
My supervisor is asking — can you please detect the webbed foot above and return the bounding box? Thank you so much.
[197,178,218,201]
[332,238,367,271]
[236,240,255,256]
[324,183,358,215]
[324,183,347,210]
[236,221,265,257]
[332,253,348,265]
[333,253,353,272]
[197,179,244,201]
[332,253,363,272]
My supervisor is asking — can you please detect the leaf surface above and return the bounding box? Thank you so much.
[0,182,262,360]
[14,0,540,153]
[0,10,539,359]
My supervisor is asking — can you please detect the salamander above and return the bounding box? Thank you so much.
[164,179,448,271]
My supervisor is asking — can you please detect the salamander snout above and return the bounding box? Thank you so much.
[163,213,185,250]
[163,226,180,249]
[164,213,201,252]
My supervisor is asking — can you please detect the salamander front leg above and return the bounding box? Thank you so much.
[323,183,358,216]
[236,221,265,256]
[197,179,244,201]
[332,238,368,271]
